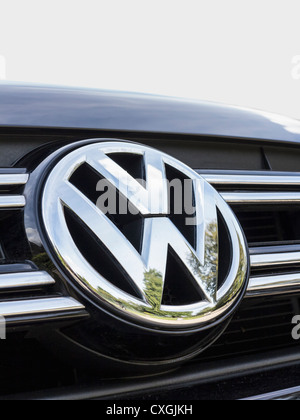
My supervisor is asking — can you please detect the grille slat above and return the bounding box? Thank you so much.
[247,273,300,298]
[0,196,26,208]
[0,297,86,325]
[221,191,300,205]
[0,172,85,327]
[0,174,29,186]
[200,171,300,186]
[251,251,300,268]
[0,271,55,291]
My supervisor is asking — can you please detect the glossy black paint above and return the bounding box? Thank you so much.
[1,82,300,144]
[1,83,299,395]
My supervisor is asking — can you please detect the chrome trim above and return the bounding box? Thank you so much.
[248,248,300,296]
[0,271,55,290]
[247,273,300,297]
[0,297,85,320]
[0,174,29,186]
[0,196,26,208]
[221,192,300,205]
[202,173,300,186]
[251,252,300,268]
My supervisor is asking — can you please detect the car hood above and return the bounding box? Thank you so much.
[1,82,300,144]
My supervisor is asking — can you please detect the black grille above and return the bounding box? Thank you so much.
[200,295,300,362]
[236,209,300,247]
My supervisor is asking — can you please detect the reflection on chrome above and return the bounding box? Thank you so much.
[41,141,248,329]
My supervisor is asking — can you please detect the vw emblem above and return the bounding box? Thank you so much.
[40,141,249,331]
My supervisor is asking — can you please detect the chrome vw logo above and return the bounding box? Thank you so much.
[41,141,248,330]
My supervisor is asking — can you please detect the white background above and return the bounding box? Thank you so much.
[1,0,300,119]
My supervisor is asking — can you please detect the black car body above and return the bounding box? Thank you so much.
[1,83,300,400]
